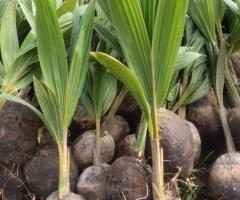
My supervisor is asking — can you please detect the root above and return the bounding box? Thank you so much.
[0,163,35,200]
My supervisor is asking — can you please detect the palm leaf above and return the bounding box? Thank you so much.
[35,0,68,108]
[176,48,203,71]
[57,0,77,17]
[215,39,227,106]
[18,0,35,31]
[91,52,152,130]
[106,0,152,104]
[33,78,64,144]
[152,0,189,107]
[12,66,41,93]
[0,61,5,84]
[81,62,117,117]
[94,20,123,56]
[214,0,226,25]
[188,0,216,44]
[0,0,19,70]
[0,0,8,23]
[65,0,95,126]
[2,51,37,94]
[139,0,158,40]
[224,0,239,15]
[96,0,111,21]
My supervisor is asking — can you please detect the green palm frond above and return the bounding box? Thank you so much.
[81,62,117,117]
[188,0,217,44]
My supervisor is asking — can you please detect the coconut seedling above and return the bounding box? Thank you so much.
[1,0,95,199]
[0,0,40,107]
[73,42,117,167]
[170,20,210,118]
[92,0,189,199]
[189,0,240,199]
[0,0,45,165]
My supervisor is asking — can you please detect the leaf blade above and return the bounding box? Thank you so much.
[35,0,68,108]
[91,52,151,125]
[152,0,190,107]
[0,1,19,69]
[65,0,95,126]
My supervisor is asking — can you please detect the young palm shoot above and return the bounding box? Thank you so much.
[92,0,189,199]
[135,45,204,156]
[170,21,210,119]
[1,0,95,199]
[0,0,45,168]
[0,0,40,107]
[81,46,117,165]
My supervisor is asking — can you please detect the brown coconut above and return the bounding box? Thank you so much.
[157,109,199,179]
[0,102,41,164]
[24,143,79,199]
[76,164,110,200]
[186,92,225,153]
[185,121,201,165]
[0,164,26,200]
[209,153,240,200]
[116,134,138,157]
[118,93,139,114]
[73,130,115,168]
[228,105,240,150]
[72,105,95,130]
[102,115,130,143]
[107,156,151,200]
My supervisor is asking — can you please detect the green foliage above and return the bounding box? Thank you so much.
[0,0,39,96]
[81,62,117,118]
[94,0,189,136]
[91,52,151,124]
[1,0,95,145]
[168,20,210,111]
[188,0,217,44]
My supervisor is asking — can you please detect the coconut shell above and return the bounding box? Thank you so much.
[102,115,130,143]
[186,92,225,153]
[228,105,240,150]
[118,94,139,114]
[0,102,41,164]
[116,134,137,157]
[24,143,79,199]
[46,191,85,200]
[209,153,240,200]
[0,164,26,200]
[73,130,115,168]
[76,164,110,200]
[108,156,151,200]
[185,121,201,165]
[157,109,197,179]
[73,105,95,130]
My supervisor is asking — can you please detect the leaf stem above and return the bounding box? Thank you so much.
[106,87,128,120]
[225,61,240,107]
[219,107,236,152]
[151,87,164,198]
[135,113,148,157]
[58,130,70,199]
[94,116,101,165]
